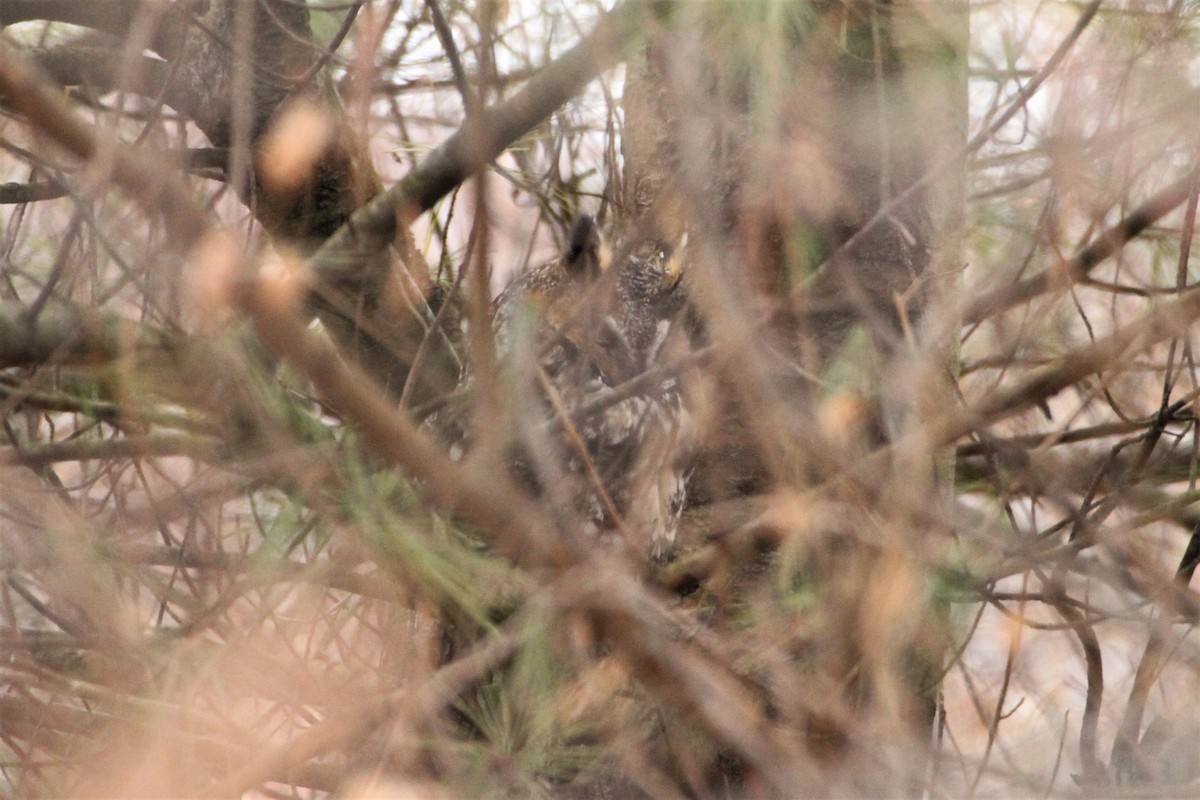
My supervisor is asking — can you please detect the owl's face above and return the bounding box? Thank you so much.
[494,216,686,383]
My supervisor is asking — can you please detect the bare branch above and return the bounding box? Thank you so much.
[0,433,223,468]
[309,0,668,286]
[965,173,1199,325]
[0,38,210,250]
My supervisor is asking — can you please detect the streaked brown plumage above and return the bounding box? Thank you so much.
[491,214,691,559]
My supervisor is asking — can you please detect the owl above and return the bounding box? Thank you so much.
[491,214,691,560]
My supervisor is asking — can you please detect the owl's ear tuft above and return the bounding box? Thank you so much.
[563,213,610,279]
[663,231,688,290]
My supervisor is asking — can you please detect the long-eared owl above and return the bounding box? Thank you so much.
[490,214,691,560]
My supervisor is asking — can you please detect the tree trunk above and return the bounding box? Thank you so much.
[621,1,966,792]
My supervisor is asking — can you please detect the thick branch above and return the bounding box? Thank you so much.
[0,300,148,367]
[309,0,667,286]
[0,0,141,33]
[28,45,198,117]
[0,180,66,203]
[0,1,191,59]
[0,433,223,468]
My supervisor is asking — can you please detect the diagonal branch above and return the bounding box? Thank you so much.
[840,285,1200,520]
[964,172,1199,325]
[937,286,1200,447]
[309,0,669,287]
